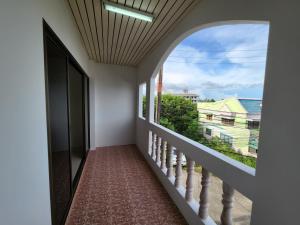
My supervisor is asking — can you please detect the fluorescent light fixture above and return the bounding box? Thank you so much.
[103,0,154,22]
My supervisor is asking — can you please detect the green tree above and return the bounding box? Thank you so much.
[199,137,256,168]
[199,98,216,102]
[159,95,202,141]
[143,94,201,139]
[160,94,199,137]
[159,117,175,131]
[142,96,146,118]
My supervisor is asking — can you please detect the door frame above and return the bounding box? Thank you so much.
[43,20,90,225]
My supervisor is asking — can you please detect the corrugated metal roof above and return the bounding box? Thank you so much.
[238,99,262,114]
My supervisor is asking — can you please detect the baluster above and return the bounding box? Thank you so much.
[156,137,161,164]
[185,158,195,202]
[148,131,152,155]
[166,143,173,178]
[160,140,167,171]
[199,168,211,219]
[151,133,156,159]
[221,182,234,225]
[175,150,183,188]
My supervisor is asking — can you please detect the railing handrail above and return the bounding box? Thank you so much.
[147,121,256,200]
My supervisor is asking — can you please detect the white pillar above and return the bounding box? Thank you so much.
[160,140,167,171]
[185,158,195,202]
[199,168,211,219]
[151,133,156,159]
[221,182,234,225]
[175,150,183,188]
[156,137,161,164]
[145,78,155,122]
[146,78,155,160]
[148,130,153,155]
[167,143,173,178]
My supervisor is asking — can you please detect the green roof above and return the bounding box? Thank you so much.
[197,97,247,114]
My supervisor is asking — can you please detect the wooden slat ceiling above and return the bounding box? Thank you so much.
[68,0,199,66]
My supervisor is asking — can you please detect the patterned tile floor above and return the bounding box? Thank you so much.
[65,145,187,225]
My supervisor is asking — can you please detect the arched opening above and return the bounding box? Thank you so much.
[146,23,270,225]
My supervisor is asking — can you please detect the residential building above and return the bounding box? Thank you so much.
[198,97,262,156]
[172,93,200,103]
[1,1,300,225]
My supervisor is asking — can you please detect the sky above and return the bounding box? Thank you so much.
[160,24,270,100]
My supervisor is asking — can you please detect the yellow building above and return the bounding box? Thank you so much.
[197,97,261,156]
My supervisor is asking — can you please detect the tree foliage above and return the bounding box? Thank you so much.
[199,137,256,168]
[160,95,199,140]
[199,98,216,102]
[143,94,200,140]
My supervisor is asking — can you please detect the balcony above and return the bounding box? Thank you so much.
[1,1,300,225]
[66,120,254,225]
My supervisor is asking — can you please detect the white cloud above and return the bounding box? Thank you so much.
[159,24,269,99]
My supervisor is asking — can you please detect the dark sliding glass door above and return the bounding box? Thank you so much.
[44,22,90,225]
[46,39,71,225]
[84,76,90,152]
[68,63,85,182]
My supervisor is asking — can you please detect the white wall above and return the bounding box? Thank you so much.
[136,0,300,225]
[0,0,91,224]
[89,62,137,147]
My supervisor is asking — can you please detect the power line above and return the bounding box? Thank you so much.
[172,48,267,53]
[165,60,266,65]
[168,55,266,60]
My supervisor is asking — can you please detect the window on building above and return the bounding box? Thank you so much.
[206,114,213,120]
[221,117,235,126]
[249,147,258,154]
[205,128,212,136]
[248,134,259,154]
[247,120,260,129]
[220,133,233,146]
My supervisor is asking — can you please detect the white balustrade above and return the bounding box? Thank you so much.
[160,140,167,171]
[175,150,183,188]
[199,168,211,220]
[144,121,254,225]
[151,133,156,159]
[185,158,195,202]
[148,131,153,155]
[221,182,234,225]
[167,143,173,178]
[156,137,161,164]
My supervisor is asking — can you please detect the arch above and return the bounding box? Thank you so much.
[148,20,269,80]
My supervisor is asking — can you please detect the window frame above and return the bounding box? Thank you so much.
[205,128,212,136]
[247,120,260,129]
[220,133,233,146]
[206,114,213,120]
[221,117,235,126]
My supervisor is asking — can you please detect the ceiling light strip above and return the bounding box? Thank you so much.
[103,0,154,22]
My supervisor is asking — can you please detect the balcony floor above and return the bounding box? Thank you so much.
[65,145,187,225]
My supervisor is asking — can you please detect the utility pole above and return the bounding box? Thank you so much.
[156,66,163,123]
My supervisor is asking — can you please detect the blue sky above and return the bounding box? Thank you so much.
[161,24,270,100]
